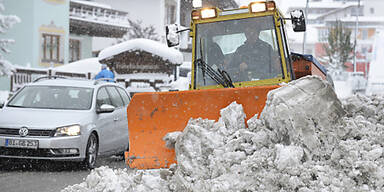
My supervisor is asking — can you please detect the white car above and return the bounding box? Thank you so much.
[0,78,130,169]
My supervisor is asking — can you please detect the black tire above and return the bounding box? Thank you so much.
[82,133,98,169]
[0,158,5,168]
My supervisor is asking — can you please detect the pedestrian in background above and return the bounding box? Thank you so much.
[95,64,115,82]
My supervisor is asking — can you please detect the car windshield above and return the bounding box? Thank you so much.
[7,86,94,110]
[195,16,283,86]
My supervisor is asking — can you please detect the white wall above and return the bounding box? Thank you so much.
[95,0,166,41]
[364,0,384,17]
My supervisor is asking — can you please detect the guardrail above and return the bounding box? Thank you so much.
[10,68,92,92]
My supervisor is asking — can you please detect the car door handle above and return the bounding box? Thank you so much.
[114,117,119,121]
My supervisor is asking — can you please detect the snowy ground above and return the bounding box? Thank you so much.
[62,76,384,192]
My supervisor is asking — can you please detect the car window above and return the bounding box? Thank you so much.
[96,87,112,108]
[116,87,130,105]
[7,86,93,110]
[106,86,124,108]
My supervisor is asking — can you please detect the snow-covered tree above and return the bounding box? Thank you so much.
[0,2,20,76]
[118,19,159,43]
[321,20,354,74]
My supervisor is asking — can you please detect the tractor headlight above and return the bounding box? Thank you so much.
[249,2,267,13]
[54,125,81,137]
[200,8,217,19]
[266,1,276,11]
[249,1,275,13]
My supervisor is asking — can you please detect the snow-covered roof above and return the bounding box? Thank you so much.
[31,79,97,88]
[315,4,356,19]
[288,1,359,10]
[98,38,184,65]
[310,1,358,9]
[117,73,171,82]
[126,87,156,93]
[180,62,192,69]
[70,0,111,9]
[69,16,130,28]
[328,16,384,23]
[54,58,101,75]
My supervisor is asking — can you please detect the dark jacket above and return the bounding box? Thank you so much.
[232,39,279,81]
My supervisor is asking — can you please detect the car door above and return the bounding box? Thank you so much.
[105,86,127,153]
[95,86,116,154]
[116,87,130,149]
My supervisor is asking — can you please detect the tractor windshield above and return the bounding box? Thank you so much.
[195,15,283,87]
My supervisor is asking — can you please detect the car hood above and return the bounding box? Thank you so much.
[0,107,93,129]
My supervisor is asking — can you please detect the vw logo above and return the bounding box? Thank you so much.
[19,127,29,137]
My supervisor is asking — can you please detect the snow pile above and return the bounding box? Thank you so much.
[334,80,353,99]
[62,166,169,192]
[170,72,191,91]
[63,76,384,192]
[98,38,183,65]
[342,94,384,125]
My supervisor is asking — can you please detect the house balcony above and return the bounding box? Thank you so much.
[69,0,130,38]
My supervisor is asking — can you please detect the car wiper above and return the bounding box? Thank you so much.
[195,59,234,88]
[218,69,234,88]
[196,38,235,88]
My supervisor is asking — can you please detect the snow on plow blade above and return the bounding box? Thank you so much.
[125,85,279,169]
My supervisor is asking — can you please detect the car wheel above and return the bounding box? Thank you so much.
[82,133,98,169]
[0,158,5,168]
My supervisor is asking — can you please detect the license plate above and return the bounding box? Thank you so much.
[5,139,39,149]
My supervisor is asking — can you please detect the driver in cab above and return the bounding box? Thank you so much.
[232,26,281,82]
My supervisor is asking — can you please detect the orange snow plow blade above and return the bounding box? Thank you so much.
[125,85,279,169]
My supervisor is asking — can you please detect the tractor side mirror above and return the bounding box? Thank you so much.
[166,24,180,47]
[290,10,306,32]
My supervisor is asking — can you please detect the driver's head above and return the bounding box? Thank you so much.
[244,27,261,43]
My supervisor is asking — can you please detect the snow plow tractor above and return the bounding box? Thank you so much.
[125,1,332,169]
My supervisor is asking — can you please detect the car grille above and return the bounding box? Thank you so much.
[0,147,79,158]
[0,128,54,137]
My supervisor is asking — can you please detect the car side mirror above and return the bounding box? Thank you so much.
[290,10,306,32]
[0,102,4,109]
[97,104,115,113]
[165,24,180,47]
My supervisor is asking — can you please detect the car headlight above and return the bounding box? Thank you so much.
[54,125,81,137]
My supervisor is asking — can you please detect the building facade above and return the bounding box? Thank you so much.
[0,0,130,90]
[286,0,384,77]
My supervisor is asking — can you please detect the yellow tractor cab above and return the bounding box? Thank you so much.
[165,1,321,91]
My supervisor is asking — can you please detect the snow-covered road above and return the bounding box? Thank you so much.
[0,157,125,192]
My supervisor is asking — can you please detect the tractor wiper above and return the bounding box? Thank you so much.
[197,38,235,88]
